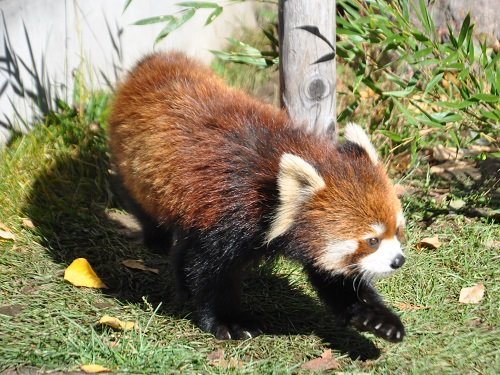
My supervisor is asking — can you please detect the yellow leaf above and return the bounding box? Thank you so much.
[64,258,107,289]
[80,364,111,373]
[416,236,441,250]
[459,283,485,304]
[99,315,136,331]
[121,259,159,274]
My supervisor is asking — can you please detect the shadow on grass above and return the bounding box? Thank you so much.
[22,131,380,361]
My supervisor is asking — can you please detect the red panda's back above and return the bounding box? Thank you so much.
[108,52,292,231]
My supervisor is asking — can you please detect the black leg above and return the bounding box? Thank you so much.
[306,266,405,342]
[170,230,191,302]
[184,247,262,340]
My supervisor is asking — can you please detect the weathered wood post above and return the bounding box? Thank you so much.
[279,0,336,137]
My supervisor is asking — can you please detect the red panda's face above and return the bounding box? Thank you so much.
[267,123,406,278]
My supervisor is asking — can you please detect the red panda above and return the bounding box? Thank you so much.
[108,52,406,342]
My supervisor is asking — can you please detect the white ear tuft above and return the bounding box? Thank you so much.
[266,154,325,242]
[344,123,379,165]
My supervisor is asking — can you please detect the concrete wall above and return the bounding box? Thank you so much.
[0,0,256,145]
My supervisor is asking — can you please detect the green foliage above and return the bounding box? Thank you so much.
[127,0,498,160]
[335,0,498,155]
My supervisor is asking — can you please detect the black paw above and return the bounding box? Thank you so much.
[204,316,263,340]
[350,304,405,342]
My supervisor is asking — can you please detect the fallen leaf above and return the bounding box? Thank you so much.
[416,236,441,250]
[207,349,225,361]
[207,349,243,368]
[99,315,136,331]
[0,227,16,241]
[64,258,107,289]
[80,364,111,373]
[459,283,485,304]
[0,304,24,317]
[0,222,10,231]
[394,302,430,311]
[485,239,499,249]
[210,358,244,369]
[121,259,159,274]
[301,349,340,371]
[21,218,35,229]
[449,199,466,210]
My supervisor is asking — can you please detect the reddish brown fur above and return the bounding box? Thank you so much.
[109,51,400,261]
[110,52,333,233]
[108,52,406,342]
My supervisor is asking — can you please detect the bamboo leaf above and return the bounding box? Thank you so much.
[176,1,219,8]
[472,94,499,103]
[436,100,474,109]
[205,6,223,25]
[134,15,174,26]
[424,72,444,96]
[155,9,196,43]
[457,13,470,47]
[122,0,133,13]
[379,130,403,142]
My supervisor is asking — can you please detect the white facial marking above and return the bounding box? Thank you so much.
[266,154,325,242]
[360,236,404,276]
[344,123,379,165]
[366,223,386,238]
[316,239,358,272]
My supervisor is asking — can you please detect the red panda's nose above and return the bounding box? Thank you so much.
[390,254,406,269]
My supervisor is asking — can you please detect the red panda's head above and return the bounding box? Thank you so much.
[267,123,405,278]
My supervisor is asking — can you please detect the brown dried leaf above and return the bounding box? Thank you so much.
[459,283,485,304]
[416,236,441,250]
[207,349,243,368]
[301,349,340,371]
[121,259,159,274]
[80,364,112,373]
[0,222,10,231]
[21,218,35,229]
[99,315,136,331]
[207,349,224,361]
[0,304,24,317]
[394,302,430,311]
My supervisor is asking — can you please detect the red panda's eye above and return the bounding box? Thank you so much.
[367,237,380,248]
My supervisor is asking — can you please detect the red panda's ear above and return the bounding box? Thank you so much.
[266,154,325,242]
[344,123,379,165]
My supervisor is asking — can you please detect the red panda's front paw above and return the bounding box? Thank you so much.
[350,305,405,342]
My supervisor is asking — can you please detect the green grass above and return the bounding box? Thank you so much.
[0,100,498,374]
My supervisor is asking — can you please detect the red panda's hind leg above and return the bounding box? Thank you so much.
[184,244,264,340]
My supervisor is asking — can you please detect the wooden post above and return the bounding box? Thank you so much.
[279,0,336,137]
